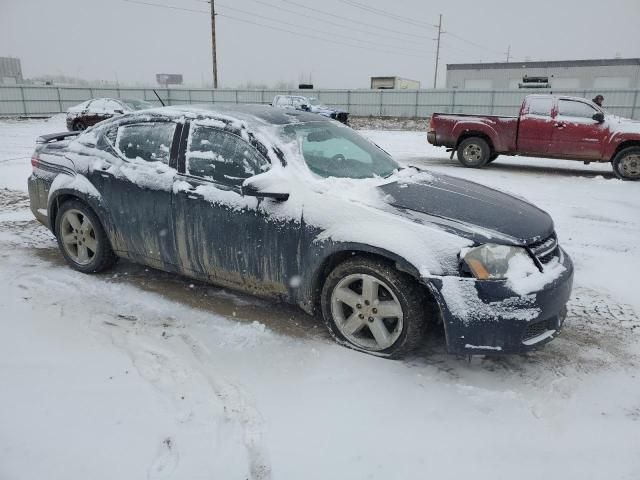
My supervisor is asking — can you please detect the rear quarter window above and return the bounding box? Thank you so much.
[115,122,176,164]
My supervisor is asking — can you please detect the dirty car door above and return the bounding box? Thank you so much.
[89,119,181,268]
[173,122,302,297]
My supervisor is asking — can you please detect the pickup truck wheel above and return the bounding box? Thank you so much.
[321,258,427,359]
[457,137,491,168]
[73,120,87,131]
[612,147,640,180]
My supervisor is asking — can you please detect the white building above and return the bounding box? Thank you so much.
[446,58,640,90]
[370,76,421,90]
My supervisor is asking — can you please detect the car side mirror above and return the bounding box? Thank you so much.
[301,104,310,111]
[592,112,605,123]
[241,182,289,201]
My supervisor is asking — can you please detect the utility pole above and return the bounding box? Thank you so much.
[505,45,511,63]
[433,14,442,89]
[209,0,218,88]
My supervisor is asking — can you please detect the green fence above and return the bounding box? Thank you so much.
[1,85,638,119]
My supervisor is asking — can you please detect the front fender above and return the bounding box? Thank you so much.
[297,238,425,314]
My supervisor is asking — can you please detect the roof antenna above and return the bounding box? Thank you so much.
[152,89,166,107]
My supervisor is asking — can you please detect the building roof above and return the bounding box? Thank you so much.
[447,58,640,71]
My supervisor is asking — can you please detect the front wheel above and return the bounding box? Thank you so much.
[321,258,428,358]
[456,137,491,168]
[612,147,640,180]
[73,120,87,131]
[55,200,117,273]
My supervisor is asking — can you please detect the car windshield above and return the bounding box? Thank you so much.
[278,122,399,179]
[308,98,321,106]
[121,99,154,110]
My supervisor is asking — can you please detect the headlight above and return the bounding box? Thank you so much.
[461,244,536,280]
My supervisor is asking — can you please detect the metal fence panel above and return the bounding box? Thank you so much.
[1,85,640,119]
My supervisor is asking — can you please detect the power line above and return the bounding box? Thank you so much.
[121,0,425,58]
[217,12,425,58]
[280,0,432,40]
[213,1,428,55]
[444,31,504,57]
[335,0,508,61]
[123,0,207,14]
[338,0,433,29]
[227,0,433,48]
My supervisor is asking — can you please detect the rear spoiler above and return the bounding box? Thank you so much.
[36,131,82,144]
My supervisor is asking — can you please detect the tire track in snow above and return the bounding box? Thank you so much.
[178,332,272,480]
[100,313,272,480]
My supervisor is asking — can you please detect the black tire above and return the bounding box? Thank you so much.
[73,120,86,131]
[611,146,640,181]
[487,153,499,163]
[55,199,117,273]
[320,257,428,358]
[456,137,491,168]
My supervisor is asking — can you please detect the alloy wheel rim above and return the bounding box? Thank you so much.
[330,273,403,351]
[620,154,640,178]
[60,209,97,265]
[463,143,483,163]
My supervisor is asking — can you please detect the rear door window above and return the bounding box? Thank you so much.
[527,97,553,117]
[186,125,269,186]
[116,122,176,164]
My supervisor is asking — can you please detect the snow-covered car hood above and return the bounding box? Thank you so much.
[378,171,554,245]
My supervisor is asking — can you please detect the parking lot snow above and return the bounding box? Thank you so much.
[1,117,639,480]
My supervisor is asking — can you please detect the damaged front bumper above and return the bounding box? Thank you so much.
[424,247,574,355]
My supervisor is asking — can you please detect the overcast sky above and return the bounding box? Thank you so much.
[1,0,639,88]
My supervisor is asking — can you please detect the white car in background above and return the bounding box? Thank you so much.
[272,95,349,124]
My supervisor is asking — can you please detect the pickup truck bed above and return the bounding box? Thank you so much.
[427,114,519,153]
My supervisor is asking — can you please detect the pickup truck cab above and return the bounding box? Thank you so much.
[427,94,640,180]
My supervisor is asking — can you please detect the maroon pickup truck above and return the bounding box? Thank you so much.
[427,94,640,180]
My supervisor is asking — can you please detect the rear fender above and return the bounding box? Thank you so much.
[452,122,499,151]
[46,177,118,249]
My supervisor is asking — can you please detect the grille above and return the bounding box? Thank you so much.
[528,234,559,265]
[523,320,550,342]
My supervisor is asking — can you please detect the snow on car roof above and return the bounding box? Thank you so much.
[143,103,326,127]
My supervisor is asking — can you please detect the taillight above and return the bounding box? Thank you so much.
[31,154,40,170]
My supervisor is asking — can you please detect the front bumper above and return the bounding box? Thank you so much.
[425,247,574,355]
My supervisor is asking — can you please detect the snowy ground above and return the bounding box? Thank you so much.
[1,116,639,480]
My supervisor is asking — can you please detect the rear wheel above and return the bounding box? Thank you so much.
[55,200,117,273]
[321,258,428,358]
[73,119,87,131]
[612,147,640,180]
[457,137,491,168]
